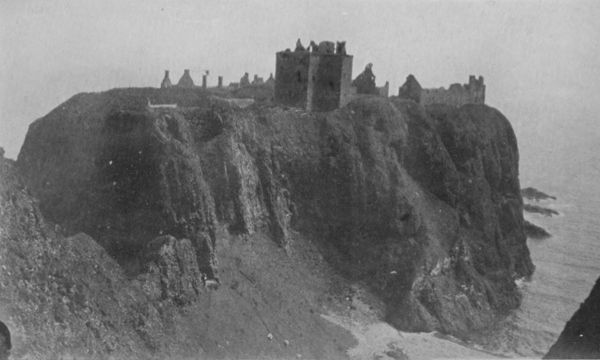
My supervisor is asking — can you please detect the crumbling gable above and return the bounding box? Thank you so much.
[240,72,250,87]
[177,69,195,88]
[274,39,353,112]
[398,74,422,103]
[352,63,378,95]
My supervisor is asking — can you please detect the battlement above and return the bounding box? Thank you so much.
[274,39,353,112]
[398,74,485,106]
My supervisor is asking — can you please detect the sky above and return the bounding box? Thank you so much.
[1,0,600,165]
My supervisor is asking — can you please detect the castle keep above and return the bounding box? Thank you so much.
[274,40,353,112]
[398,74,485,106]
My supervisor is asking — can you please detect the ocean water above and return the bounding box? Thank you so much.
[481,107,600,357]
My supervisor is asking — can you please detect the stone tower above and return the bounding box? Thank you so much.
[160,70,172,89]
[274,39,353,112]
[177,69,195,88]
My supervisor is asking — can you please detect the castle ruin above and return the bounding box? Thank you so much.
[177,69,195,88]
[398,74,485,106]
[274,39,353,112]
[252,74,264,85]
[155,42,485,110]
[265,73,275,86]
[240,72,250,87]
[352,63,389,97]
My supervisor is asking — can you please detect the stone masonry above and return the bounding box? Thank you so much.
[274,39,353,112]
[398,74,485,106]
[177,69,195,88]
[160,70,172,89]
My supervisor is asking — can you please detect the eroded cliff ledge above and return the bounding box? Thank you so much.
[11,87,533,356]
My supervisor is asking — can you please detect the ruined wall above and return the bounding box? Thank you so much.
[307,54,353,111]
[398,74,422,103]
[377,81,389,97]
[352,64,378,95]
[338,56,354,108]
[421,82,484,106]
[398,75,485,107]
[274,51,310,108]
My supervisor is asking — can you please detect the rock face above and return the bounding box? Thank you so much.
[523,203,559,217]
[521,187,556,201]
[545,276,600,359]
[17,89,218,277]
[10,87,533,356]
[523,220,551,239]
[1,151,354,359]
[138,235,204,305]
[0,157,204,358]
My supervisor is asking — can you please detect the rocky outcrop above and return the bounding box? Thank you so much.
[0,156,206,358]
[523,204,559,217]
[523,220,551,239]
[1,151,354,359]
[17,89,218,277]
[521,187,556,201]
[138,235,204,305]
[13,87,533,355]
[545,276,600,359]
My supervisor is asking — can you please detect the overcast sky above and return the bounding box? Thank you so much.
[1,0,599,162]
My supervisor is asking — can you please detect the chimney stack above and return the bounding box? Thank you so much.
[160,70,172,88]
[177,69,195,88]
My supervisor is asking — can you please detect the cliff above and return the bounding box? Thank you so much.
[6,87,533,357]
[1,145,353,359]
[545,276,600,359]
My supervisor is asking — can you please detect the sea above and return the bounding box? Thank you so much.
[477,104,600,357]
